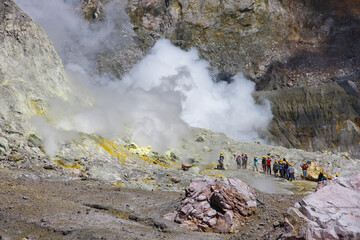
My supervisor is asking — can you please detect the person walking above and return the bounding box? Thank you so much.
[218,152,225,170]
[242,153,248,169]
[262,156,266,173]
[287,164,294,181]
[279,160,284,178]
[301,163,308,179]
[236,155,241,169]
[284,160,289,179]
[266,155,272,175]
[273,160,279,177]
[253,155,259,172]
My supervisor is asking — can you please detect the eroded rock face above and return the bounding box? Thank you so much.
[0,0,69,132]
[283,174,360,239]
[164,178,257,233]
[127,0,360,89]
[256,83,360,158]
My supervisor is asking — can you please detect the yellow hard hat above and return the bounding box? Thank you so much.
[336,174,339,177]
[245,153,247,155]
[275,160,277,162]
[254,155,257,158]
[262,156,266,158]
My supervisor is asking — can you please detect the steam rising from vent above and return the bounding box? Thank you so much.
[123,40,273,141]
[15,0,273,156]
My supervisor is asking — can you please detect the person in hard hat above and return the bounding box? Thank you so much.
[262,156,266,173]
[317,170,324,182]
[273,160,279,177]
[266,155,272,175]
[236,154,241,170]
[287,163,295,181]
[218,152,225,170]
[279,160,284,178]
[242,153,248,169]
[301,163,308,179]
[321,174,328,182]
[284,160,289,179]
[334,173,339,179]
[253,155,259,172]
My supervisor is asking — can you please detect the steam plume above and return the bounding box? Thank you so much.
[15,0,272,156]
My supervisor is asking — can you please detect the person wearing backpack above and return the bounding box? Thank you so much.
[262,156,266,173]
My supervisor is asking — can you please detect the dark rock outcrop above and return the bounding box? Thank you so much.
[256,83,360,157]
[283,174,360,239]
[164,178,257,233]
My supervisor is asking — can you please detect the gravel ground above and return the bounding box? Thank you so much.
[0,167,310,240]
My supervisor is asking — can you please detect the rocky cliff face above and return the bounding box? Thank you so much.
[0,0,68,132]
[123,0,360,156]
[256,83,360,157]
[126,0,360,89]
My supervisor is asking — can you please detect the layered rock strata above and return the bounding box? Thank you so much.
[256,83,360,157]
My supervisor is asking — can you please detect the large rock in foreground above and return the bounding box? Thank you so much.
[283,174,360,239]
[164,178,257,233]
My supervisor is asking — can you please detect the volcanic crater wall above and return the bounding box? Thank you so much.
[122,0,360,156]
[19,0,360,156]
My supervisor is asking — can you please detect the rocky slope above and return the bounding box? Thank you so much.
[0,0,68,130]
[0,0,71,170]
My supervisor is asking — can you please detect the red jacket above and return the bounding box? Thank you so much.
[266,158,271,166]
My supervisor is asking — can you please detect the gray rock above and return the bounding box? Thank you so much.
[27,134,42,147]
[0,137,9,151]
[170,177,181,184]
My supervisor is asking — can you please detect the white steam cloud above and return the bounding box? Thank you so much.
[123,40,272,141]
[15,0,273,156]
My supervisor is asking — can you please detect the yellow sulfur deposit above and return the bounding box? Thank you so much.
[55,160,82,170]
[30,100,47,116]
[92,137,128,164]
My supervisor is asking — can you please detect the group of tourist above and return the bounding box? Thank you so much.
[233,153,297,180]
[219,152,339,182]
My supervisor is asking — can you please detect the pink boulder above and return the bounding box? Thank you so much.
[284,173,360,239]
[164,178,257,233]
